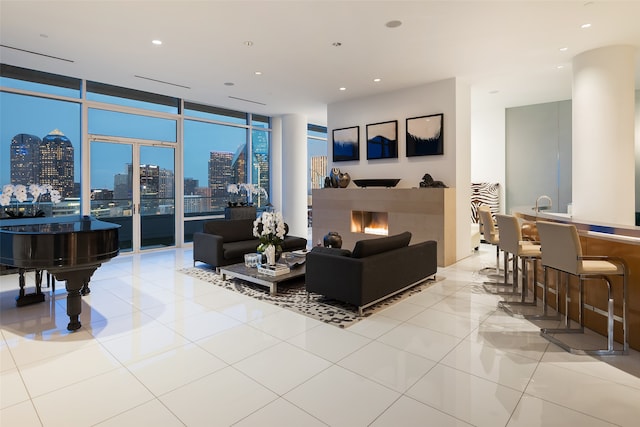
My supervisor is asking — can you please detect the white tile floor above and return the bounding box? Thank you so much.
[1,244,640,426]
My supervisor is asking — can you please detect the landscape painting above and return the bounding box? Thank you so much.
[332,126,360,162]
[406,113,444,156]
[366,120,398,160]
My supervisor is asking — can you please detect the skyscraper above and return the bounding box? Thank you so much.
[208,152,233,207]
[40,129,74,198]
[10,133,42,185]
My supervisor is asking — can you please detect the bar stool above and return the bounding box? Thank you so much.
[495,214,541,317]
[478,206,501,275]
[536,221,628,355]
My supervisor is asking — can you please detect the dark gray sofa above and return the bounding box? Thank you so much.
[305,232,437,315]
[193,218,307,269]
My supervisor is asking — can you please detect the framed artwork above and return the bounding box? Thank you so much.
[406,113,444,156]
[366,120,398,160]
[332,126,360,162]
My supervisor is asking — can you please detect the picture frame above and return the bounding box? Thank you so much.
[406,113,444,156]
[366,120,398,160]
[332,126,360,162]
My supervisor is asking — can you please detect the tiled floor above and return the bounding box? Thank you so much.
[1,244,639,426]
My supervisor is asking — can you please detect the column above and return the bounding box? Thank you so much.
[572,45,636,225]
[281,114,308,238]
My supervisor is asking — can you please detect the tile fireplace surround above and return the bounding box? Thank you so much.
[312,188,456,266]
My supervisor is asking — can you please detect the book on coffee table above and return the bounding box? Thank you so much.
[257,264,291,277]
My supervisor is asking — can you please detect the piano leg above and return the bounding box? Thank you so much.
[15,268,46,307]
[50,267,98,331]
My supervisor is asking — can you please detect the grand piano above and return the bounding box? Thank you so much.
[0,215,120,331]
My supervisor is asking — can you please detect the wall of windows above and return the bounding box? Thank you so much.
[307,124,327,226]
[1,64,272,249]
[0,88,81,218]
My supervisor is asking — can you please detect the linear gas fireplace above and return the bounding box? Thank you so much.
[351,211,388,236]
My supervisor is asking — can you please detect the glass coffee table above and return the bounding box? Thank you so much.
[218,260,306,295]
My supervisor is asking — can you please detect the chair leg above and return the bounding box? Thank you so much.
[498,257,540,318]
[484,250,517,293]
[541,275,627,356]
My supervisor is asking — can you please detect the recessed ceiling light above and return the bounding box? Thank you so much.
[339,87,346,91]
[386,20,402,28]
[559,47,568,52]
[224,82,235,86]
[254,71,262,75]
[373,78,381,82]
[557,65,565,69]
[152,39,162,45]
[581,23,592,29]
[244,41,254,47]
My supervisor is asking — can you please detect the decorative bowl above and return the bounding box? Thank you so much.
[353,179,401,188]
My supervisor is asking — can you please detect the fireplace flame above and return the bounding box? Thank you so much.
[364,226,388,236]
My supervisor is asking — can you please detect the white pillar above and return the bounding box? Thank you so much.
[281,114,308,238]
[572,45,636,225]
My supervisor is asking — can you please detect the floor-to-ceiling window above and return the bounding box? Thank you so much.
[0,65,81,218]
[1,64,272,250]
[307,124,327,226]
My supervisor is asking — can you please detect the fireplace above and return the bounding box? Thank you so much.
[351,211,388,236]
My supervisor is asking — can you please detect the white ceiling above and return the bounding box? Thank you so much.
[1,0,639,126]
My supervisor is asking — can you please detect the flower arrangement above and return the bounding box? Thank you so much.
[253,210,286,253]
[1,184,61,217]
[227,183,268,206]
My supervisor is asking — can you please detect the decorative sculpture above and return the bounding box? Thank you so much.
[328,168,351,188]
[419,173,447,188]
[323,231,343,248]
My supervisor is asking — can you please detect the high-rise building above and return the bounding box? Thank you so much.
[310,155,328,190]
[184,178,198,195]
[158,168,174,199]
[231,144,247,185]
[40,129,74,198]
[252,131,269,206]
[10,133,41,186]
[208,152,233,206]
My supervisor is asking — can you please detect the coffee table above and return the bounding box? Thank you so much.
[218,262,305,295]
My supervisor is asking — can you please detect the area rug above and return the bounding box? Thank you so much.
[178,266,440,328]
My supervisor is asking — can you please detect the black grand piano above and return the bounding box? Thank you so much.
[0,215,119,331]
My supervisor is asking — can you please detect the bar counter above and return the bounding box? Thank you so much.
[512,208,640,351]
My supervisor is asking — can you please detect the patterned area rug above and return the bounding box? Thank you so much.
[178,266,440,328]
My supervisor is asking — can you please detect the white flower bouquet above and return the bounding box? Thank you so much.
[1,183,61,217]
[253,210,286,252]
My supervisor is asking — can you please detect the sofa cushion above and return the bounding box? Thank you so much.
[351,231,412,259]
[310,246,352,257]
[204,219,255,242]
[223,239,261,260]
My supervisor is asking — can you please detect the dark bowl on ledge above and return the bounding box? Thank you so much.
[353,179,401,188]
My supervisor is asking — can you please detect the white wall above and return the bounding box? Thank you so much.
[470,107,505,213]
[327,78,458,189]
[327,77,473,260]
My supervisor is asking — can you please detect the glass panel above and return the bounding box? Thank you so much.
[140,146,175,249]
[87,81,179,114]
[88,108,177,142]
[183,120,247,216]
[90,141,133,251]
[1,91,81,218]
[0,64,81,98]
[251,114,270,128]
[252,129,270,209]
[307,126,327,227]
[184,102,247,125]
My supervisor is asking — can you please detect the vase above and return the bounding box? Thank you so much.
[323,231,343,248]
[262,244,282,266]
